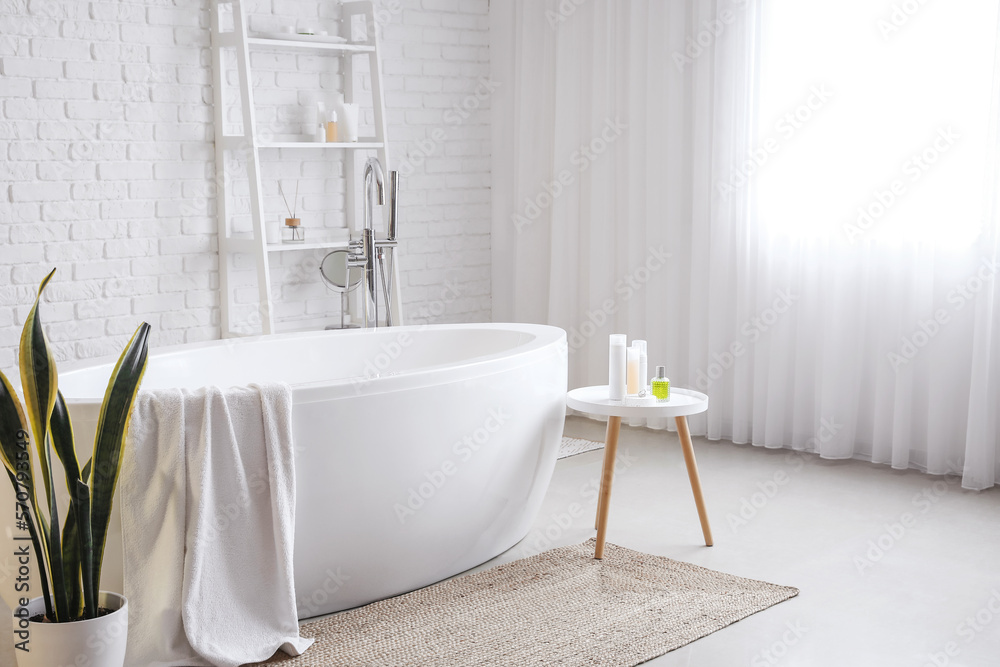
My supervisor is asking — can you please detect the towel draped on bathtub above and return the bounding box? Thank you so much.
[121,383,313,667]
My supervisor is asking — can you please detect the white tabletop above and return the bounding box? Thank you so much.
[566,385,709,418]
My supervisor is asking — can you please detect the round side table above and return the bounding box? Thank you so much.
[566,385,712,559]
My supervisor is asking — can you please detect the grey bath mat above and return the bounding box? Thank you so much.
[257,540,798,667]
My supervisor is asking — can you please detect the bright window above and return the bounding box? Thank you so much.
[755,0,999,246]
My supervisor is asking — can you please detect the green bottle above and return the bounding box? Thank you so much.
[651,366,670,402]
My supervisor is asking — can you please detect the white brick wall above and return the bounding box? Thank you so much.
[0,0,491,371]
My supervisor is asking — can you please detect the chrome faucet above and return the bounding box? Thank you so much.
[349,157,398,328]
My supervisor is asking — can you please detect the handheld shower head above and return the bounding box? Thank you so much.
[388,171,399,241]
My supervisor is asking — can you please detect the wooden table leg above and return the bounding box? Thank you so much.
[676,416,713,546]
[594,416,622,559]
[595,416,617,529]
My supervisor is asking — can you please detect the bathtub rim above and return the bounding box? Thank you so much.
[56,322,568,406]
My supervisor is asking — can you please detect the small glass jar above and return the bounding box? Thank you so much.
[651,366,670,402]
[282,218,304,243]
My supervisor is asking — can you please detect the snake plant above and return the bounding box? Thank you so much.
[0,269,150,622]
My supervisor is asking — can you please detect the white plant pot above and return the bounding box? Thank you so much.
[12,591,128,667]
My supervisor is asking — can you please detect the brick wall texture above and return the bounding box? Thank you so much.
[0,0,492,369]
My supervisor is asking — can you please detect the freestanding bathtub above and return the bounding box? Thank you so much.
[45,322,567,618]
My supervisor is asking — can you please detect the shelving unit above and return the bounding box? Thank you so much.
[210,0,402,337]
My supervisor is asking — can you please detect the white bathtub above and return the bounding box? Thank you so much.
[52,322,567,618]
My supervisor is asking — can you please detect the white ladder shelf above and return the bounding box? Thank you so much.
[210,0,403,337]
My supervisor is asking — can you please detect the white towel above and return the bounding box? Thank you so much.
[122,383,313,667]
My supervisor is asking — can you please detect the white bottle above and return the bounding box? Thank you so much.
[314,101,328,142]
[334,94,359,142]
[325,110,338,142]
[626,346,640,395]
[633,340,647,395]
[609,334,627,401]
[341,103,359,142]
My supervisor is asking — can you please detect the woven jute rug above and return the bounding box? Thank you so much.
[256,540,798,667]
[558,435,604,458]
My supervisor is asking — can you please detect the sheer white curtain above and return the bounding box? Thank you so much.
[490,0,1000,490]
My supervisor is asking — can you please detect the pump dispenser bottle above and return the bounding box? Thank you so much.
[633,340,648,395]
[325,110,338,142]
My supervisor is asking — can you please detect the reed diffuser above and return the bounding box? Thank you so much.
[279,180,304,243]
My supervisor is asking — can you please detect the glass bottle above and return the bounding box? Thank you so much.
[282,217,305,243]
[651,366,670,402]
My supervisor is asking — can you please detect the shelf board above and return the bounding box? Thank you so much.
[267,238,350,252]
[226,235,351,254]
[259,141,384,150]
[220,136,384,150]
[246,37,375,53]
[274,317,360,334]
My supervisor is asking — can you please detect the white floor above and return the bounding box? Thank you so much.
[472,416,1000,667]
[1,416,997,666]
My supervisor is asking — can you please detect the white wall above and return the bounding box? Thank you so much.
[0,0,491,369]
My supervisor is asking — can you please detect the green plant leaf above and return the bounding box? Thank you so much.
[13,271,66,621]
[0,371,28,476]
[49,392,87,619]
[44,463,68,622]
[0,377,58,620]
[5,469,53,621]
[61,507,82,619]
[90,322,150,599]
[72,479,95,619]
[19,268,58,510]
[50,391,80,487]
